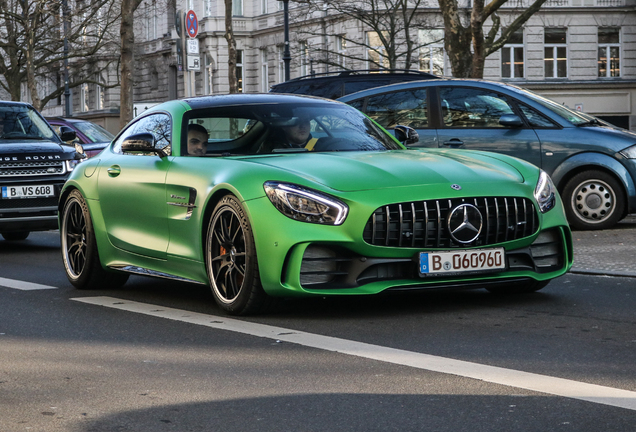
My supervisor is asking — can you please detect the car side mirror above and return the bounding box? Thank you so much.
[59,125,77,142]
[121,132,167,157]
[394,125,419,145]
[499,114,524,128]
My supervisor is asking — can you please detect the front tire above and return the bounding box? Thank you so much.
[562,170,624,230]
[1,231,29,241]
[60,189,129,290]
[205,195,271,315]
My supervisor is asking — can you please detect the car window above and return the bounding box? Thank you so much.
[73,121,115,143]
[344,80,392,96]
[364,89,428,129]
[439,87,515,128]
[0,105,56,142]
[182,102,401,155]
[113,113,171,156]
[518,104,558,128]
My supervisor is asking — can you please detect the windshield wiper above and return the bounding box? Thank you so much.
[577,118,602,127]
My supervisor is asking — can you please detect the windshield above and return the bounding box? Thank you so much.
[182,102,401,156]
[74,120,115,143]
[506,86,590,126]
[0,104,57,142]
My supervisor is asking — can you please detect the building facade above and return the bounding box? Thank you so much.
[39,0,636,132]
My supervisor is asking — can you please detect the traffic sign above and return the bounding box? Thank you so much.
[185,10,198,38]
[187,38,199,55]
[187,55,200,72]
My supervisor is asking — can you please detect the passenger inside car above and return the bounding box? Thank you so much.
[187,123,209,156]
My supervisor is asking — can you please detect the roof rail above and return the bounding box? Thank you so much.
[281,69,438,82]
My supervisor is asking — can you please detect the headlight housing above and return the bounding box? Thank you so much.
[619,144,636,159]
[65,159,81,172]
[264,182,348,225]
[534,170,556,213]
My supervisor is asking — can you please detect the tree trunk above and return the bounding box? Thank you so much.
[120,0,143,129]
[225,0,238,94]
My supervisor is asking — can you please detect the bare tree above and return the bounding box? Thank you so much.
[119,0,144,128]
[438,0,549,78]
[0,0,120,111]
[294,0,433,71]
[224,0,238,93]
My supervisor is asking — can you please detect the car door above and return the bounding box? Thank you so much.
[348,88,438,147]
[435,86,543,169]
[97,113,173,259]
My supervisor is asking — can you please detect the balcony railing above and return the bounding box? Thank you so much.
[543,0,624,5]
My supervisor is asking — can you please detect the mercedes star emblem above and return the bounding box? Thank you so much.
[447,204,483,244]
[451,184,462,190]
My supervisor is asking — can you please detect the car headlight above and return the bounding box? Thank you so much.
[65,159,81,172]
[534,170,556,213]
[619,144,636,159]
[264,182,348,225]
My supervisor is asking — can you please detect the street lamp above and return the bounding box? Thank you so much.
[281,0,291,81]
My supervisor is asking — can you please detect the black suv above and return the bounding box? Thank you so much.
[269,69,439,100]
[0,101,81,241]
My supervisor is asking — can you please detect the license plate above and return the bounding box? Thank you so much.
[419,248,505,276]
[1,185,55,199]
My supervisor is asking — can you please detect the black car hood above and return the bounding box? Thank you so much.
[0,141,77,161]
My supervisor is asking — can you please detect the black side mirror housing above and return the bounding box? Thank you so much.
[394,125,420,145]
[59,125,77,142]
[121,132,167,157]
[499,114,524,128]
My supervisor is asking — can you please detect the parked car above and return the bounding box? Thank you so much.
[47,117,114,158]
[0,101,82,241]
[269,69,439,100]
[59,94,572,315]
[337,79,636,230]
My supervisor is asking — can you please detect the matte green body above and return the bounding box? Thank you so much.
[60,96,572,298]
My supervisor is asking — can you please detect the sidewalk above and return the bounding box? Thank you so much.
[570,214,636,278]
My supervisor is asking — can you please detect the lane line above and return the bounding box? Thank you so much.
[72,296,636,411]
[0,276,57,290]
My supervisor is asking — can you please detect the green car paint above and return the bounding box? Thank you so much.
[59,94,572,315]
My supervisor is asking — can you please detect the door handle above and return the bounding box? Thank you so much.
[442,139,464,148]
[107,165,121,177]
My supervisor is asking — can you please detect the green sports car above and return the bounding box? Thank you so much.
[59,94,573,315]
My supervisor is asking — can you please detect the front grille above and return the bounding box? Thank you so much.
[0,196,59,210]
[363,197,539,249]
[0,161,66,177]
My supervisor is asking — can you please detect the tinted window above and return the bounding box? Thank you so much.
[73,121,114,143]
[364,89,428,129]
[440,87,514,128]
[113,113,171,155]
[344,80,391,96]
[518,104,557,128]
[0,104,56,142]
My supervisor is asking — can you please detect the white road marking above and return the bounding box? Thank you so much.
[0,276,57,290]
[73,296,636,411]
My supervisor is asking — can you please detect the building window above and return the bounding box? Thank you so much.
[419,29,446,76]
[502,29,524,78]
[300,41,308,76]
[233,0,243,16]
[544,28,567,78]
[80,83,89,112]
[236,49,244,93]
[261,0,267,14]
[367,32,389,71]
[261,49,269,92]
[336,35,346,68]
[204,0,212,17]
[598,27,620,78]
[205,55,214,94]
[278,45,285,83]
[278,1,284,10]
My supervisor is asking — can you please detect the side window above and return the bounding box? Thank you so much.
[364,89,428,129]
[518,104,558,128]
[439,87,515,128]
[347,99,365,111]
[113,113,171,155]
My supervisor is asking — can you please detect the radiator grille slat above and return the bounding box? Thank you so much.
[363,197,539,249]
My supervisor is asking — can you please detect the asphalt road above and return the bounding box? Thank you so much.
[1,229,635,432]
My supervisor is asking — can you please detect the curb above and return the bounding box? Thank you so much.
[569,268,636,278]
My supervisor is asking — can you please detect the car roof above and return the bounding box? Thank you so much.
[337,78,515,101]
[181,92,345,110]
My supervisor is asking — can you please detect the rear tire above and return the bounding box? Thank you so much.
[562,170,624,230]
[1,231,29,241]
[205,195,272,315]
[486,279,550,295]
[60,189,129,290]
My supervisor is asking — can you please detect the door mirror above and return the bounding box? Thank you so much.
[394,125,420,145]
[59,125,77,142]
[499,114,524,128]
[121,132,167,157]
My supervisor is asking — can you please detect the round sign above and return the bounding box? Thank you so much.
[185,10,198,38]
